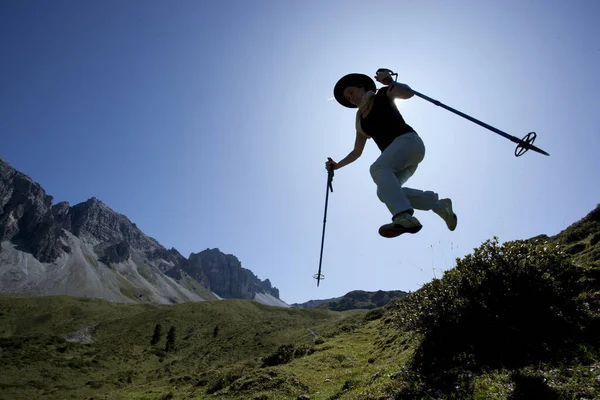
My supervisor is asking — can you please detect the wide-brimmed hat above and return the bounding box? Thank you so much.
[333,73,377,108]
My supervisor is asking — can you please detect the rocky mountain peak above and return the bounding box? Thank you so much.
[68,196,159,251]
[0,159,64,262]
[184,248,280,300]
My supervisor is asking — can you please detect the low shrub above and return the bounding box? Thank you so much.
[391,237,597,391]
[261,343,314,367]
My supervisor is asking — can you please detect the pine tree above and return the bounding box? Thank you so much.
[165,326,176,352]
[151,323,162,345]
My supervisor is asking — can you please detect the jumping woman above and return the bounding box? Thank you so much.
[326,69,457,238]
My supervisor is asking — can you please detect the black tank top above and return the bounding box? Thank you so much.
[360,87,416,152]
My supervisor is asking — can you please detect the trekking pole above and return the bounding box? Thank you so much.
[314,163,334,287]
[376,68,550,158]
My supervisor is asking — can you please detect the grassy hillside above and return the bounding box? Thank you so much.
[379,204,600,399]
[1,205,599,399]
[295,290,408,312]
[0,295,385,399]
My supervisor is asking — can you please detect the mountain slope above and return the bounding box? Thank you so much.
[547,202,600,265]
[0,232,210,304]
[377,203,600,399]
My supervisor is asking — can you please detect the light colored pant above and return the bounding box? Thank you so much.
[369,132,442,218]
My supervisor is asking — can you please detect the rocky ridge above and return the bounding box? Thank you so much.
[0,158,285,306]
[292,289,408,311]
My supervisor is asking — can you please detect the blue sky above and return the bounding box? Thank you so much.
[2,0,599,305]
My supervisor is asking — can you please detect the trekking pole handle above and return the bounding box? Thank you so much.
[376,68,398,85]
[325,157,335,192]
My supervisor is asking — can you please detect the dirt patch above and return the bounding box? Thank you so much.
[63,325,97,344]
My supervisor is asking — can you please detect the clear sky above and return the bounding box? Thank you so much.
[2,0,599,305]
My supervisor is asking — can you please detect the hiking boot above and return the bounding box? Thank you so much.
[434,198,457,231]
[378,212,423,238]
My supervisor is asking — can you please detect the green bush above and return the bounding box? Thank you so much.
[590,232,600,246]
[261,343,314,367]
[165,326,176,353]
[392,237,596,389]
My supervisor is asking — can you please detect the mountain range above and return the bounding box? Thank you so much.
[0,158,287,307]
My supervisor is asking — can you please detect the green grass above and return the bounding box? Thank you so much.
[0,295,382,400]
[0,294,421,400]
[1,280,598,400]
[176,274,219,301]
[277,319,414,400]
